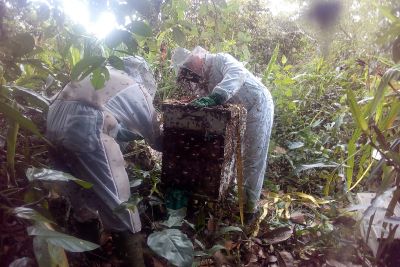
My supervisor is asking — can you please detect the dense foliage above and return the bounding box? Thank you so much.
[1,0,400,266]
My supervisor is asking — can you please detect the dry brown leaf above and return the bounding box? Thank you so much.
[224,240,236,251]
[261,227,293,245]
[249,254,258,263]
[207,217,216,233]
[274,146,287,154]
[258,248,267,259]
[278,251,295,267]
[152,257,167,267]
[268,255,278,263]
[213,251,230,267]
[290,211,306,225]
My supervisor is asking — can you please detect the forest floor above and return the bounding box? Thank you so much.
[0,135,379,267]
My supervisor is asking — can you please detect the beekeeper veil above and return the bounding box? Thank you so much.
[172,46,208,81]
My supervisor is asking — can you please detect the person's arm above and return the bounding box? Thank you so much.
[190,54,246,107]
[104,85,163,152]
[211,53,247,103]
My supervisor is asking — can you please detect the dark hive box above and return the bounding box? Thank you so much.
[161,102,246,201]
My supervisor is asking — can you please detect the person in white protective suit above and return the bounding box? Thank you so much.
[172,47,274,220]
[46,56,161,265]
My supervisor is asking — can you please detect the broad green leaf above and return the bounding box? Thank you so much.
[108,55,125,70]
[161,208,187,228]
[13,207,53,224]
[28,225,99,252]
[129,21,152,37]
[11,86,50,111]
[4,63,22,81]
[68,46,81,67]
[206,244,226,255]
[105,29,131,48]
[70,56,106,81]
[348,160,373,191]
[347,90,368,132]
[10,33,36,57]
[368,65,400,118]
[380,100,400,130]
[346,129,361,189]
[9,257,34,267]
[172,27,186,45]
[218,226,243,235]
[6,113,18,185]
[147,229,194,267]
[33,236,68,267]
[26,167,93,189]
[114,195,142,213]
[263,44,279,83]
[0,102,43,138]
[288,141,304,150]
[90,66,109,90]
[295,162,338,173]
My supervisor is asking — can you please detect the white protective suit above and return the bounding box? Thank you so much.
[46,56,162,233]
[172,47,274,212]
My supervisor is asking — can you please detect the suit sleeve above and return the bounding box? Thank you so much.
[211,54,246,102]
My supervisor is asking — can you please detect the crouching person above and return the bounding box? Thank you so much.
[46,56,162,266]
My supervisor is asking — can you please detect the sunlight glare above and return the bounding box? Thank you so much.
[62,0,117,38]
[265,0,301,16]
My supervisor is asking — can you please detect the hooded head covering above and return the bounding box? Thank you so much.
[171,46,208,78]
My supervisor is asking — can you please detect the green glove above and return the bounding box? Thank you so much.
[189,92,224,107]
[165,188,188,210]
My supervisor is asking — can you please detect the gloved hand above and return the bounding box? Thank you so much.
[189,92,224,107]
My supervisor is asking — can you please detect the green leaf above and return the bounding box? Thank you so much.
[206,245,226,255]
[11,86,50,111]
[28,225,99,252]
[368,65,400,118]
[346,129,361,189]
[105,29,131,48]
[347,90,368,132]
[295,162,338,173]
[129,21,152,37]
[108,55,125,70]
[114,195,142,214]
[380,101,400,130]
[172,27,186,45]
[90,66,109,90]
[68,46,81,67]
[263,44,279,83]
[26,167,93,189]
[161,208,187,228]
[33,236,68,267]
[288,141,304,150]
[147,229,194,267]
[6,116,18,185]
[128,0,152,17]
[70,56,106,81]
[3,63,22,81]
[281,55,287,65]
[218,226,243,235]
[10,33,36,57]
[0,102,43,138]
[13,207,53,224]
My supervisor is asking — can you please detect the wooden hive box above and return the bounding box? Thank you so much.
[161,102,246,201]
